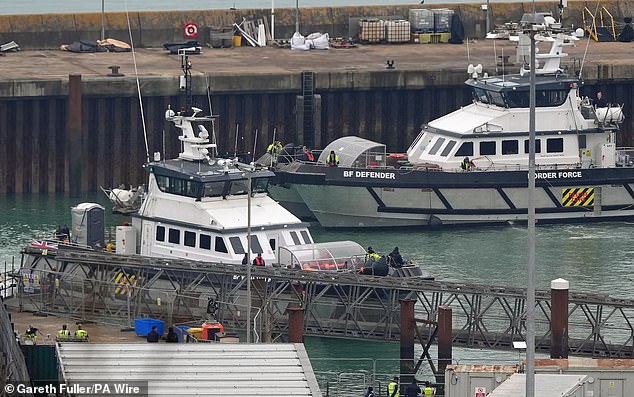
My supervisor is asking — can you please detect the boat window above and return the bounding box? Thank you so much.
[249,235,263,253]
[455,142,474,157]
[168,178,200,198]
[251,177,269,193]
[229,236,245,254]
[156,175,169,191]
[155,175,202,198]
[408,131,427,153]
[578,135,587,149]
[168,228,180,244]
[479,141,496,156]
[501,140,519,155]
[488,91,506,107]
[300,230,312,244]
[156,226,165,242]
[200,234,211,250]
[536,90,568,107]
[473,88,490,104]
[524,139,541,154]
[290,231,301,245]
[506,89,568,108]
[228,180,249,195]
[440,140,457,157]
[428,137,446,155]
[203,182,226,198]
[184,231,196,247]
[269,238,276,251]
[215,236,228,253]
[546,138,564,153]
[408,132,434,153]
[505,91,529,108]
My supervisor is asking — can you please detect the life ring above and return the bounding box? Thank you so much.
[184,22,199,39]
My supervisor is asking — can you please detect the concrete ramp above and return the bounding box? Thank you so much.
[57,342,322,397]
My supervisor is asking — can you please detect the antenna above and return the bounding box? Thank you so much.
[234,124,240,158]
[124,0,150,163]
[493,39,498,75]
[252,128,258,164]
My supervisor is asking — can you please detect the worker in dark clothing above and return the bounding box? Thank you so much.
[327,150,339,167]
[146,326,159,343]
[253,253,265,266]
[594,90,608,107]
[24,325,39,344]
[166,326,179,343]
[242,253,249,265]
[364,386,375,397]
[388,247,405,267]
[405,379,421,397]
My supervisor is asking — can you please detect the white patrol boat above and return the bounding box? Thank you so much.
[126,106,314,265]
[268,33,634,228]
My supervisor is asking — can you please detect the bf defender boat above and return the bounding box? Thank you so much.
[268,34,633,228]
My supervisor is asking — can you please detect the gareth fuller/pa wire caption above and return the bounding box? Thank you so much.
[4,381,148,395]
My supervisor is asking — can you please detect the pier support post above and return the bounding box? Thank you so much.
[437,305,452,394]
[68,74,82,195]
[550,278,569,358]
[400,298,415,384]
[287,306,304,343]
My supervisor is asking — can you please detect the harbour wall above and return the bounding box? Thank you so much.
[0,1,632,50]
[1,70,632,195]
[0,1,633,194]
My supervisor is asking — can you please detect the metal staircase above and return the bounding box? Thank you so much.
[583,6,616,42]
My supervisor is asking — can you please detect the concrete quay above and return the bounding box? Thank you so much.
[0,40,633,95]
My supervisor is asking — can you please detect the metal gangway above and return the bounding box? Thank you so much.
[15,248,634,358]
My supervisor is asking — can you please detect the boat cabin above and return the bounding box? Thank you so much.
[129,109,312,266]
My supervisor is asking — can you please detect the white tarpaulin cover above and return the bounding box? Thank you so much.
[291,32,329,51]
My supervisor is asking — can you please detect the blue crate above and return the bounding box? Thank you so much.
[134,318,164,337]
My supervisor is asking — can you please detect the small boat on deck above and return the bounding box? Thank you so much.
[267,33,634,228]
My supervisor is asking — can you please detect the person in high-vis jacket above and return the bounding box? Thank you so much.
[57,324,70,339]
[423,381,435,397]
[75,324,88,339]
[327,150,339,167]
[387,376,400,397]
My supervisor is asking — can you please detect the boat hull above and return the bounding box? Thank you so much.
[271,165,634,228]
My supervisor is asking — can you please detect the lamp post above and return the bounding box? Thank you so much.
[246,170,252,343]
[520,12,545,397]
[100,0,105,41]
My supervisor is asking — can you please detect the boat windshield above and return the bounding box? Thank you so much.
[277,241,366,271]
[505,89,569,108]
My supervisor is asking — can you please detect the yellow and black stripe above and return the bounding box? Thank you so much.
[562,187,594,207]
[114,272,137,295]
